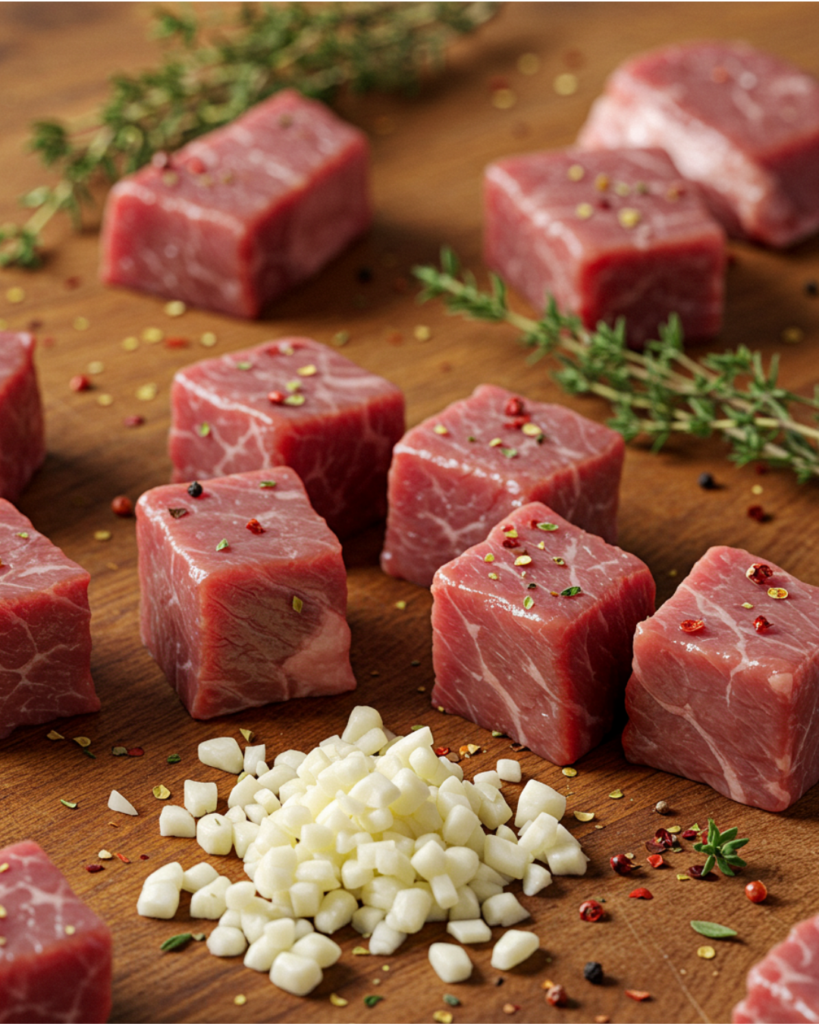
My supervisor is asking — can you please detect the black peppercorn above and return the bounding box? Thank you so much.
[698,471,716,490]
[805,280,818,297]
[187,481,203,498]
[584,961,604,985]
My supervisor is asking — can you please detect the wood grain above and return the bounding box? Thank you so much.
[1,4,818,1023]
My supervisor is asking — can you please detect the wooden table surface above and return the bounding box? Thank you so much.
[1,4,819,1022]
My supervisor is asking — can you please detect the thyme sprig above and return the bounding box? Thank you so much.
[0,2,496,268]
[693,819,749,877]
[414,249,819,482]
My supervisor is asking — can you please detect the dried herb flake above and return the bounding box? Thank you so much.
[60,799,78,809]
[167,753,181,764]
[168,507,189,519]
[160,932,193,952]
[561,586,582,597]
[364,995,383,1008]
[259,480,277,489]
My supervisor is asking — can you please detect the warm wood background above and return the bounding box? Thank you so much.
[1,4,818,1023]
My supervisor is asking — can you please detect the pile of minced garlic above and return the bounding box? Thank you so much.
[136,705,588,996]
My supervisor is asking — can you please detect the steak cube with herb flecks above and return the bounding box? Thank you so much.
[484,147,725,348]
[136,467,355,720]
[380,384,624,588]
[0,499,98,740]
[430,501,655,765]
[100,89,371,317]
[578,41,819,247]
[0,840,112,1024]
[623,545,819,812]
[169,337,404,539]
[0,332,45,502]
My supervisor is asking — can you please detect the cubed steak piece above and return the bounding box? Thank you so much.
[0,500,98,740]
[0,840,112,1024]
[0,332,45,502]
[578,42,819,247]
[484,147,725,348]
[623,546,819,812]
[137,467,356,719]
[170,337,404,539]
[100,89,371,316]
[733,911,819,1023]
[380,384,624,588]
[430,502,655,765]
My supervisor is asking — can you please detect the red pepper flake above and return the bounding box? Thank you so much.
[434,746,450,757]
[69,374,91,392]
[545,986,567,1008]
[679,619,704,633]
[503,396,526,417]
[654,828,674,848]
[745,563,773,585]
[610,854,636,875]
[681,829,698,840]
[127,747,144,757]
[625,990,651,1002]
[111,495,133,517]
[268,390,286,404]
[629,887,653,900]
[85,864,104,873]
[245,518,265,535]
[164,336,189,349]
[647,854,664,869]
[753,615,772,633]
[123,415,144,428]
[114,853,131,864]
[139,854,150,861]
[747,504,768,522]
[64,276,81,289]
[686,865,708,880]
[186,156,206,174]
[579,899,604,922]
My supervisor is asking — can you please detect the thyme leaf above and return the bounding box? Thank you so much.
[3,3,496,268]
[414,249,819,483]
[693,818,750,877]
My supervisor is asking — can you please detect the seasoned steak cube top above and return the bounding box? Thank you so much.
[136,466,339,578]
[400,383,622,486]
[617,42,819,155]
[0,331,33,381]
[120,89,367,220]
[435,500,650,625]
[174,336,400,422]
[0,498,88,601]
[640,545,819,676]
[487,148,719,257]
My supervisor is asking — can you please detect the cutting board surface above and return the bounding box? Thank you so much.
[1,4,818,1022]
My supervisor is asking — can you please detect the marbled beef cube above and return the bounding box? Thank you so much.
[0,500,98,740]
[430,502,655,765]
[733,912,819,1023]
[170,337,404,539]
[380,384,624,588]
[484,147,725,348]
[0,840,112,1024]
[623,546,819,812]
[0,332,45,502]
[578,42,819,247]
[100,89,371,316]
[137,467,355,719]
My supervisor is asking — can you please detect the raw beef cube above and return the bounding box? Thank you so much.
[623,546,819,812]
[380,384,624,588]
[0,332,45,502]
[733,912,819,1023]
[484,147,725,348]
[578,42,819,247]
[0,840,112,1024]
[0,500,98,740]
[170,336,404,539]
[137,466,356,719]
[100,89,371,316]
[430,501,655,765]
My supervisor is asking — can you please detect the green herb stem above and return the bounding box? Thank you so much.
[0,3,496,269]
[414,249,819,482]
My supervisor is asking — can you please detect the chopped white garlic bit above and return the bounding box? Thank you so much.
[108,790,138,816]
[137,703,590,995]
